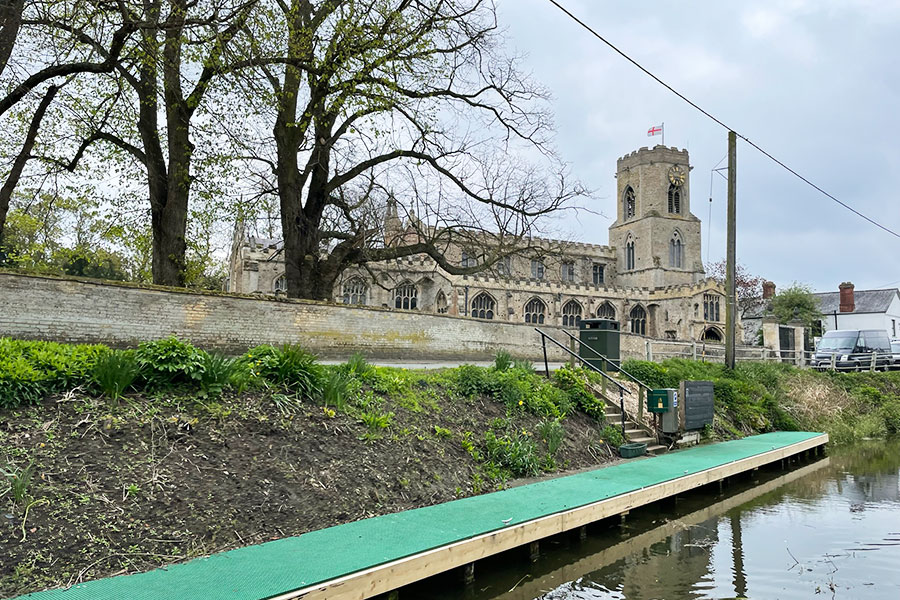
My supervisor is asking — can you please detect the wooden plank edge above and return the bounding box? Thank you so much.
[270,434,828,600]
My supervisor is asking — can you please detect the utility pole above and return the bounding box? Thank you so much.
[725,131,737,369]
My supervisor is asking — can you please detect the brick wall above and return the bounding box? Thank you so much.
[2,272,633,361]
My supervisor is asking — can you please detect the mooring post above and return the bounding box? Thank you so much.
[461,562,475,585]
[529,541,540,563]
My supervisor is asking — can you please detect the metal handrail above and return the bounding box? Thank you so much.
[558,329,653,392]
[533,328,628,438]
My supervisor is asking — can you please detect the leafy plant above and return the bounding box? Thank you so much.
[483,430,540,477]
[198,352,238,397]
[136,336,206,388]
[600,424,624,449]
[359,409,393,439]
[323,369,357,411]
[270,392,303,416]
[493,350,512,372]
[1,459,35,506]
[92,350,140,400]
[246,344,323,399]
[344,352,373,378]
[433,425,452,438]
[537,419,565,455]
[511,359,535,373]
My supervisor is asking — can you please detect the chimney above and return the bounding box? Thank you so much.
[762,281,776,299]
[839,282,855,313]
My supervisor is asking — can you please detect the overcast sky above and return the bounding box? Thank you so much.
[495,0,900,294]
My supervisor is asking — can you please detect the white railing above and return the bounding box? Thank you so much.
[642,340,896,372]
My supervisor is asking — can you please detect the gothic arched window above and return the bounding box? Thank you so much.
[471,292,495,320]
[703,293,721,322]
[668,184,682,214]
[625,236,635,270]
[669,231,683,268]
[562,300,582,328]
[597,301,616,320]
[624,186,636,220]
[342,277,368,305]
[435,290,448,314]
[524,298,546,324]
[273,274,287,293]
[393,281,417,310]
[630,305,647,335]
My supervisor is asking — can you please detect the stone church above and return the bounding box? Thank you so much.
[228,145,736,343]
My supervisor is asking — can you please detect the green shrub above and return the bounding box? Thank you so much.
[494,350,513,372]
[620,359,675,389]
[92,350,140,400]
[600,424,625,448]
[483,430,540,477]
[880,398,900,434]
[245,344,323,399]
[553,366,604,420]
[136,337,205,388]
[0,338,104,407]
[453,364,488,398]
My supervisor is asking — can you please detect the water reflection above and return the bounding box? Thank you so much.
[421,439,900,600]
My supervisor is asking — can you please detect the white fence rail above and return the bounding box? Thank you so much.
[642,340,896,372]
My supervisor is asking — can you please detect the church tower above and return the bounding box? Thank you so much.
[608,146,704,288]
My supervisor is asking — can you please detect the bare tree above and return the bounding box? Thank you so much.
[231,0,584,299]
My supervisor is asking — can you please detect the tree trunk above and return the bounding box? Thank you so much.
[0,0,24,77]
[0,84,58,255]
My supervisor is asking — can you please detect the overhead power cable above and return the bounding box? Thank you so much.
[545,0,900,240]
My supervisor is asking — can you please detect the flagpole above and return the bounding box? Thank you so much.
[662,122,665,146]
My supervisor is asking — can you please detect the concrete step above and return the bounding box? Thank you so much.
[646,444,668,455]
[628,436,657,445]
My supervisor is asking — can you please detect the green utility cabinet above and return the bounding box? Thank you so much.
[579,318,620,371]
[648,388,679,434]
[647,389,671,413]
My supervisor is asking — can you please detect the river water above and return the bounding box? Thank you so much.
[422,439,900,600]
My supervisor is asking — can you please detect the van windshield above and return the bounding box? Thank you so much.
[818,336,856,351]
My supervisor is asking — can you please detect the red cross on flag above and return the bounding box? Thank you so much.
[647,125,663,137]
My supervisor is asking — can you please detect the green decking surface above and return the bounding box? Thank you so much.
[17,431,824,600]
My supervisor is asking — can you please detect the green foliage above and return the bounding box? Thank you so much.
[483,430,540,478]
[92,350,140,400]
[359,409,393,439]
[553,366,604,420]
[620,359,676,389]
[537,419,565,455]
[770,283,821,329]
[879,398,900,434]
[511,359,535,373]
[245,344,323,399]
[600,424,625,448]
[1,459,35,506]
[453,364,489,398]
[433,425,452,438]
[322,368,358,411]
[136,337,205,388]
[0,338,105,407]
[198,352,240,397]
[343,353,373,378]
[493,350,512,372]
